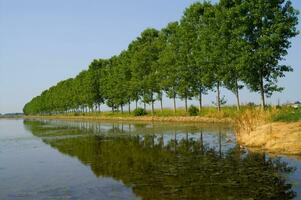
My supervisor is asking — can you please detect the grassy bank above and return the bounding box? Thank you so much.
[24,106,301,124]
[25,107,236,123]
[272,107,301,122]
[235,107,301,155]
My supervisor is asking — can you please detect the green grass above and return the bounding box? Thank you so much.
[52,106,243,119]
[39,105,301,123]
[272,107,301,122]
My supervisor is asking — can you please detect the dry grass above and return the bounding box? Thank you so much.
[236,121,301,155]
[235,108,301,155]
[234,108,272,136]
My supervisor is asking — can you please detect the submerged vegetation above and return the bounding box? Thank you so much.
[23,0,299,116]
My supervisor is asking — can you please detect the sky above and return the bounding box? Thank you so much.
[0,0,300,114]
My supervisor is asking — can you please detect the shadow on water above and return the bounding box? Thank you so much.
[24,119,296,200]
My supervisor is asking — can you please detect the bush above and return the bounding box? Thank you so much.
[133,108,147,116]
[188,105,199,116]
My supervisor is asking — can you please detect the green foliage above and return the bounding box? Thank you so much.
[23,1,299,116]
[133,108,147,116]
[188,105,199,116]
[272,108,301,122]
[239,0,299,107]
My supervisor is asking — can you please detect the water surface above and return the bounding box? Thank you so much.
[0,119,300,199]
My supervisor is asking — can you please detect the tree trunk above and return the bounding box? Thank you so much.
[121,104,123,114]
[135,99,138,110]
[235,79,240,111]
[160,98,163,112]
[173,95,177,114]
[128,101,131,114]
[260,74,266,110]
[217,81,221,112]
[151,93,154,115]
[143,91,146,110]
[199,87,202,112]
[185,96,188,112]
[151,101,154,115]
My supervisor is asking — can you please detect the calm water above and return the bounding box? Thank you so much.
[0,119,301,200]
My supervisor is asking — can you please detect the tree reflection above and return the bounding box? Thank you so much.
[24,120,296,200]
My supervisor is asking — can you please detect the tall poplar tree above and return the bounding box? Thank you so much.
[242,0,299,108]
[158,22,181,113]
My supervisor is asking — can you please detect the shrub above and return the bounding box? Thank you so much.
[188,105,199,116]
[133,108,147,116]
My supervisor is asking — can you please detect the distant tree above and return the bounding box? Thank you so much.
[118,51,134,113]
[87,59,106,111]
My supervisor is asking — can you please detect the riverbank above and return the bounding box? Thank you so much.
[237,121,301,155]
[24,114,233,124]
[235,108,301,155]
[24,107,301,155]
[24,107,237,124]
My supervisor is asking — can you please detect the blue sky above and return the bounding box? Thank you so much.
[0,0,300,113]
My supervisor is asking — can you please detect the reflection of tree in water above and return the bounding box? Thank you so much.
[24,120,296,200]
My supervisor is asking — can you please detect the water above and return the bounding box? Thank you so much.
[0,119,300,200]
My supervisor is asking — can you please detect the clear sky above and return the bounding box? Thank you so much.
[0,0,300,114]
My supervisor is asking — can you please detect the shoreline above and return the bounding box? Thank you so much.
[23,115,233,124]
[236,121,301,155]
[22,114,301,156]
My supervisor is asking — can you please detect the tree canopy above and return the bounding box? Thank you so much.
[23,0,299,115]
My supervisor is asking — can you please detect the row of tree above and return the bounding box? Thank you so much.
[23,0,299,115]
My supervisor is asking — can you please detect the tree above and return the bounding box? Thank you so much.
[158,22,181,113]
[214,0,250,110]
[180,2,214,111]
[196,2,226,112]
[130,28,161,114]
[242,0,299,109]
[87,59,106,111]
